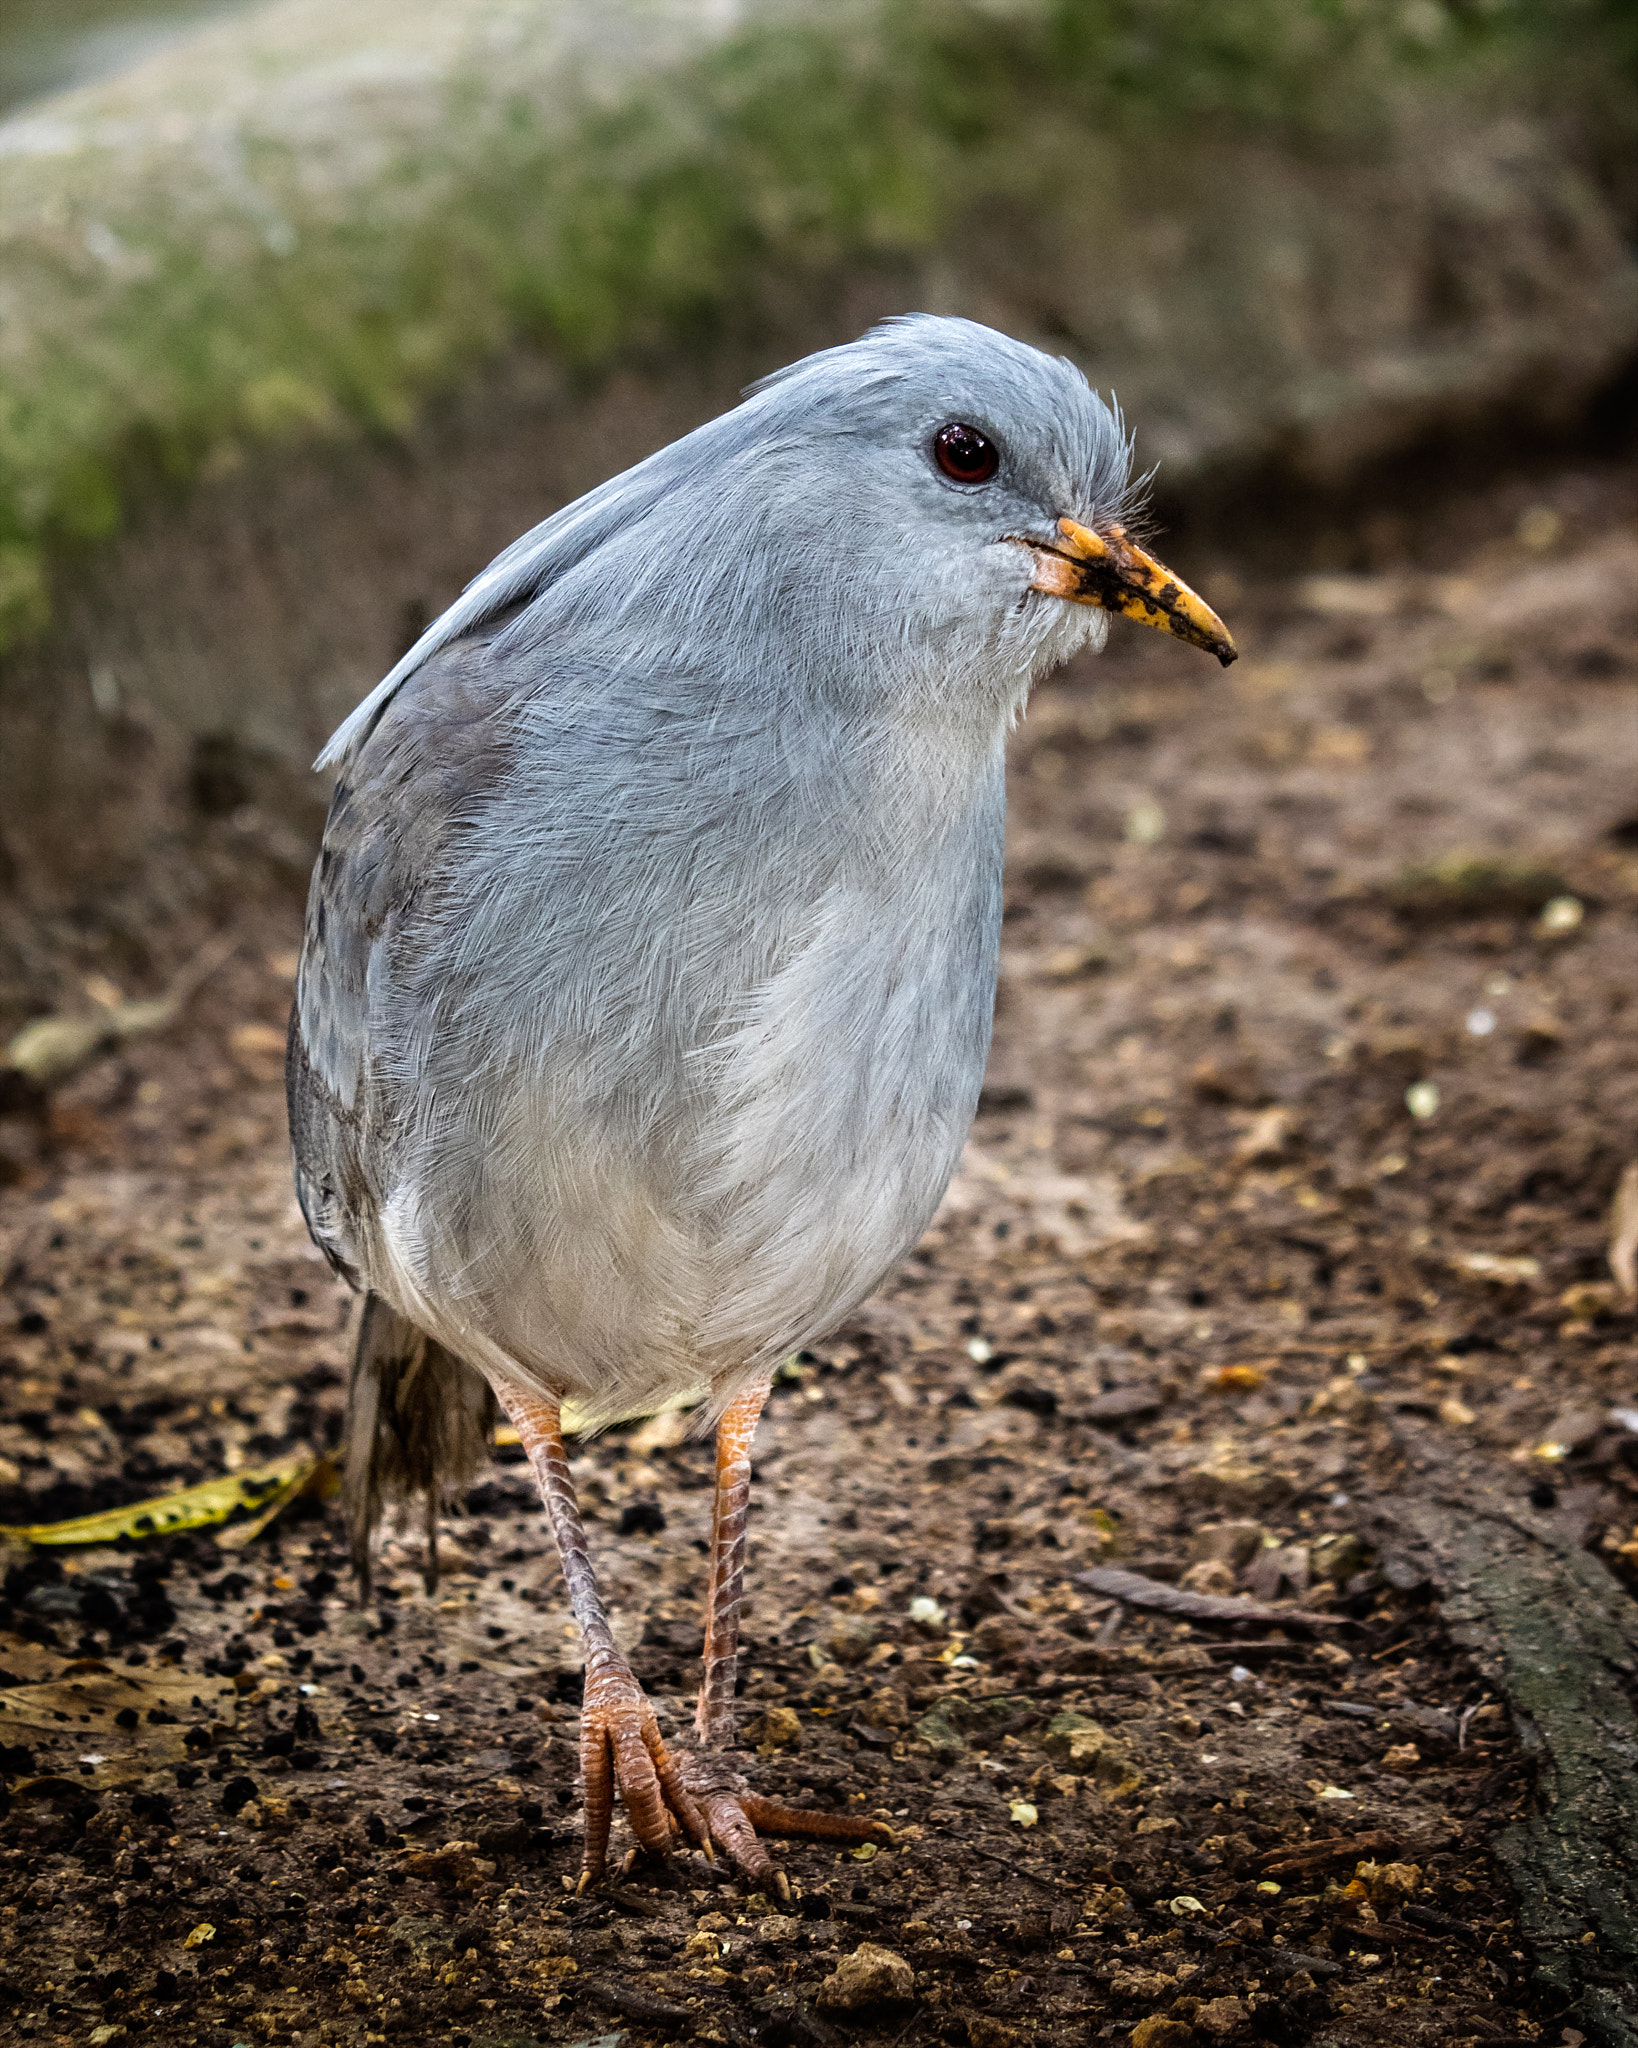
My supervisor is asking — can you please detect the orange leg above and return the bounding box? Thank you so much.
[695,1378,770,1746]
[489,1374,707,1889]
[678,1376,888,1892]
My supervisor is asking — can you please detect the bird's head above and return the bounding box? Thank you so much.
[723,314,1236,703]
[317,314,1235,771]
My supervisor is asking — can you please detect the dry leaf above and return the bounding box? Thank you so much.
[2,935,236,1092]
[0,1450,333,1549]
[0,1663,237,1784]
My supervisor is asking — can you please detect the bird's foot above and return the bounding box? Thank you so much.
[578,1665,709,1889]
[676,1748,891,1898]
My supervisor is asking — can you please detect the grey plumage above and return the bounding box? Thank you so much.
[290,314,1141,1578]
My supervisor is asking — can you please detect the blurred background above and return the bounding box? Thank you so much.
[0,0,1634,1000]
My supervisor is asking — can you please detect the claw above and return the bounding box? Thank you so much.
[675,1748,886,1887]
[576,1672,709,1888]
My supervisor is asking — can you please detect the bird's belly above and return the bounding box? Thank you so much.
[372,891,995,1419]
[681,873,996,1374]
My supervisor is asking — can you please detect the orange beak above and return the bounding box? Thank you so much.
[1028,517,1237,666]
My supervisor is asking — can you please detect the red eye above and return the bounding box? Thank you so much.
[933,421,999,484]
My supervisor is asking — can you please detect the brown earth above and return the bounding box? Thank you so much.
[0,457,1635,2048]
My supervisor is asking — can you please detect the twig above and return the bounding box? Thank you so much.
[1253,1828,1401,1876]
[920,1832,1061,1892]
[1078,1566,1346,1629]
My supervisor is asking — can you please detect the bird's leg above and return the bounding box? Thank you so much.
[678,1375,888,1893]
[486,1374,708,1889]
[695,1377,769,1747]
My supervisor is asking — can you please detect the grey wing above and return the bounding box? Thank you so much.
[286,630,519,1283]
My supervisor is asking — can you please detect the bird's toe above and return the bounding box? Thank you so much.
[675,1748,889,1890]
[577,1679,709,1886]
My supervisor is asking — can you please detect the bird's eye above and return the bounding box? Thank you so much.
[933,422,1000,485]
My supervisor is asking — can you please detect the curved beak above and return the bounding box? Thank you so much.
[1028,516,1237,667]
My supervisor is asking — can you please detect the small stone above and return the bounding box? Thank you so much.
[1310,1532,1367,1584]
[1357,1859,1420,1907]
[753,1706,802,1750]
[89,2028,128,2046]
[856,1687,908,1730]
[1041,1712,1141,1797]
[243,1794,297,1833]
[1188,1521,1265,1569]
[1186,1445,1291,1512]
[1130,2018,1194,2048]
[1234,1105,1297,1164]
[966,2023,1025,2048]
[1195,1995,1248,2038]
[816,1942,914,2012]
[817,1614,879,1666]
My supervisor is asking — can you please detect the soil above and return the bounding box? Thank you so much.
[0,457,1635,2048]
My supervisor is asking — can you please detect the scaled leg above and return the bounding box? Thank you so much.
[489,1373,707,1888]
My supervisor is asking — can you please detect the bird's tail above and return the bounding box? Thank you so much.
[343,1292,496,1598]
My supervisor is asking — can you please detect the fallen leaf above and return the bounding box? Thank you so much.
[0,1451,333,1549]
[2,936,235,1092]
[0,1664,237,1783]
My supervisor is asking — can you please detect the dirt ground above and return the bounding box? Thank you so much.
[1,456,1635,2048]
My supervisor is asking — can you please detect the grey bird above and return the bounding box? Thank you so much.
[286,314,1235,1889]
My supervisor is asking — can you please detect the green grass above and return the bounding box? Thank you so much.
[1,0,1631,649]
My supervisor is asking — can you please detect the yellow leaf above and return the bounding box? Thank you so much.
[0,1451,333,1548]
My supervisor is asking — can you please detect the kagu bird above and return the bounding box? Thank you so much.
[286,315,1235,1889]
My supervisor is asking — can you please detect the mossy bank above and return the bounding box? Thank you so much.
[0,0,1635,988]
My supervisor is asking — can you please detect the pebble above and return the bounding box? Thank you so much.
[816,1942,915,2011]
